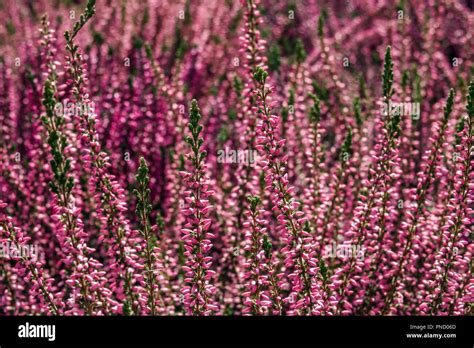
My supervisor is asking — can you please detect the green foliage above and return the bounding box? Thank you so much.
[295,38,307,64]
[247,195,261,211]
[185,100,207,167]
[92,31,104,45]
[401,70,409,91]
[455,118,465,145]
[134,157,159,314]
[467,80,474,118]
[389,112,401,138]
[217,125,229,142]
[189,99,202,130]
[318,8,328,39]
[341,127,353,157]
[308,92,321,123]
[233,76,244,97]
[134,157,152,218]
[262,235,272,259]
[145,43,153,61]
[228,108,238,121]
[142,7,150,26]
[443,88,455,122]
[155,212,165,232]
[228,10,243,34]
[288,89,295,107]
[267,44,281,72]
[382,46,394,99]
[397,0,406,12]
[41,56,75,203]
[353,97,362,127]
[132,35,144,49]
[65,0,96,41]
[312,80,330,102]
[172,26,189,62]
[413,70,422,103]
[253,66,268,84]
[259,171,265,191]
[6,20,16,36]
[319,258,328,281]
[183,0,191,26]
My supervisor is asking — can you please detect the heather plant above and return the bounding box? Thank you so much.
[0,0,472,316]
[180,99,218,315]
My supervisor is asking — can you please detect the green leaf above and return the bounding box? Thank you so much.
[443,88,455,122]
[382,46,394,99]
[253,66,268,84]
[295,38,307,64]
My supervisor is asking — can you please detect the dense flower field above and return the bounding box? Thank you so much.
[0,0,472,316]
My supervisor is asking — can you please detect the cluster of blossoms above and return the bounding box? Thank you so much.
[0,0,472,316]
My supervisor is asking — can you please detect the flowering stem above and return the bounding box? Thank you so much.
[181,99,217,315]
[0,216,59,315]
[382,88,455,314]
[64,0,141,314]
[134,157,162,315]
[242,195,268,314]
[253,66,323,315]
[429,82,472,313]
[335,46,398,314]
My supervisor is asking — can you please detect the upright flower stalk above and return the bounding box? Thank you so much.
[303,94,325,232]
[180,100,218,315]
[332,46,401,315]
[381,88,456,314]
[253,66,325,315]
[420,81,473,314]
[0,202,59,315]
[40,14,113,315]
[234,0,267,226]
[63,0,143,314]
[242,195,271,315]
[134,157,165,314]
[318,127,353,253]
